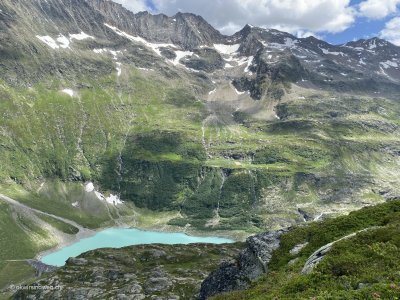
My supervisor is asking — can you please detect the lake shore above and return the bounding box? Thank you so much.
[35,216,246,265]
[38,227,235,267]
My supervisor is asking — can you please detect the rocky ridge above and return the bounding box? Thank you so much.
[1,0,400,97]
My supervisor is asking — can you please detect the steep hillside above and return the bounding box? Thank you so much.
[207,199,400,299]
[0,0,399,233]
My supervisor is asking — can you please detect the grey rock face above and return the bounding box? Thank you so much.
[181,48,224,72]
[144,277,172,293]
[88,0,225,49]
[301,242,334,274]
[26,259,58,277]
[199,229,288,300]
[289,242,309,256]
[66,257,88,266]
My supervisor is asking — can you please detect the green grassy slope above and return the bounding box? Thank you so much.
[0,201,54,290]
[213,200,400,299]
[1,65,400,233]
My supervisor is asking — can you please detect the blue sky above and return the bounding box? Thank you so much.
[325,16,385,44]
[324,0,392,44]
[115,0,400,45]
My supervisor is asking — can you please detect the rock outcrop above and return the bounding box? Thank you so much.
[199,229,288,299]
[13,243,243,300]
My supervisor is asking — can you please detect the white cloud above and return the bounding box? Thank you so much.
[218,22,243,35]
[151,0,355,35]
[112,0,148,13]
[296,30,322,39]
[380,17,400,45]
[358,0,400,19]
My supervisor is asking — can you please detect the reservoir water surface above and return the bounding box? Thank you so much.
[41,228,233,266]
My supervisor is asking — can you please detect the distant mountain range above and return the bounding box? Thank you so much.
[2,0,400,99]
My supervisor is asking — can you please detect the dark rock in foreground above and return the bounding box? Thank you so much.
[199,229,288,299]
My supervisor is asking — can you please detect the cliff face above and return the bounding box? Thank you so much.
[87,0,226,49]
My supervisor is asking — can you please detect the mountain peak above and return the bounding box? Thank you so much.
[86,1,224,49]
[244,24,255,30]
[344,36,395,50]
[235,24,254,37]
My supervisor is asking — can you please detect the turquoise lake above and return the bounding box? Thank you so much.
[41,228,233,266]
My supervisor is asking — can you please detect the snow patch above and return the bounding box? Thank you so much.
[85,182,95,192]
[213,44,240,55]
[369,39,377,49]
[105,23,174,57]
[36,36,59,49]
[138,67,153,71]
[93,48,106,54]
[234,56,254,73]
[84,182,123,205]
[116,62,122,76]
[110,50,122,59]
[56,35,70,48]
[244,56,254,73]
[61,89,75,97]
[93,48,124,75]
[263,38,298,50]
[381,60,398,69]
[234,87,246,95]
[172,50,193,65]
[106,194,123,205]
[105,23,192,66]
[283,38,297,48]
[37,32,94,49]
[320,47,344,56]
[70,32,94,41]
[72,202,79,208]
[93,49,123,59]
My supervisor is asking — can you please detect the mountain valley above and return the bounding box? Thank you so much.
[0,0,400,298]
